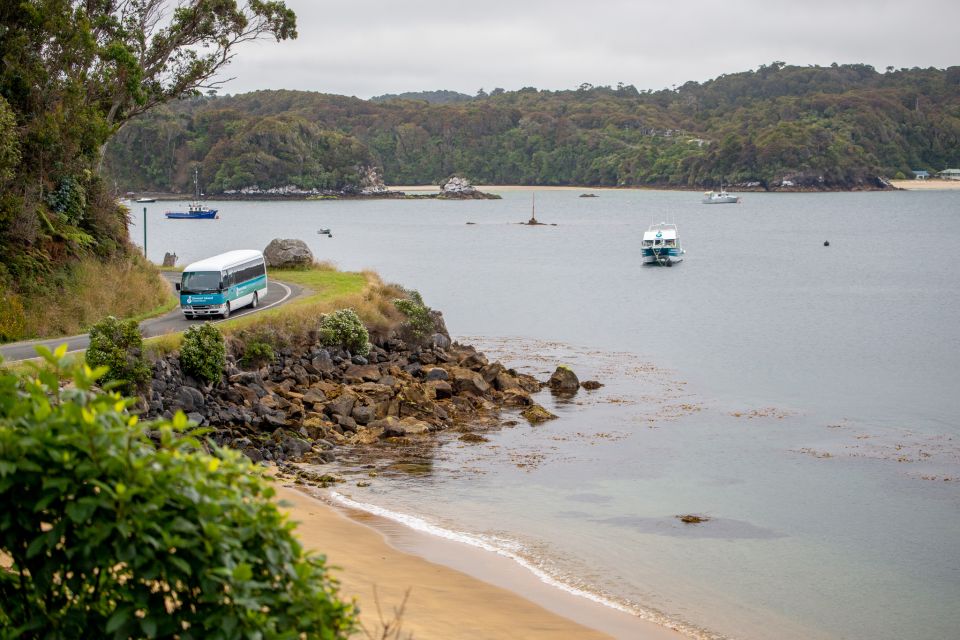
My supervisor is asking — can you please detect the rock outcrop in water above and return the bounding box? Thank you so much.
[436,176,500,199]
[548,365,580,394]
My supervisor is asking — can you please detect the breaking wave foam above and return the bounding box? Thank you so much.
[329,491,717,639]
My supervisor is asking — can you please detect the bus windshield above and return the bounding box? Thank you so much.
[181,271,221,293]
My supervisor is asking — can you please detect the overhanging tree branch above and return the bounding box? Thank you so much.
[77,0,297,128]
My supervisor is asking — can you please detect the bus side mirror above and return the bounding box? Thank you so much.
[175,282,181,291]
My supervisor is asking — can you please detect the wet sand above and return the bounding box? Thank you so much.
[276,483,681,640]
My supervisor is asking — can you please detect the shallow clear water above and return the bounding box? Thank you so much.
[132,189,960,639]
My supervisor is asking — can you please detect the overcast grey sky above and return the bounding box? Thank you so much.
[217,0,960,98]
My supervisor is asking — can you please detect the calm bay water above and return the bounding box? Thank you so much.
[132,189,960,639]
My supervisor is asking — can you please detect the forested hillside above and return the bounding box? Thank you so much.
[369,89,474,104]
[105,63,960,194]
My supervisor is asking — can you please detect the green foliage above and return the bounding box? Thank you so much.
[105,64,960,191]
[0,290,26,343]
[393,290,434,341]
[180,323,226,382]
[0,347,355,638]
[85,316,151,395]
[46,175,88,225]
[0,96,19,185]
[318,309,370,357]
[370,90,475,104]
[240,341,275,369]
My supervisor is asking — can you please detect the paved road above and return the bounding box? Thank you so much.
[0,273,302,362]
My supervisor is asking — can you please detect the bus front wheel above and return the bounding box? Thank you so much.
[222,302,231,319]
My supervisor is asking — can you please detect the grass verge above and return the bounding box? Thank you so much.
[5,263,412,376]
[144,262,405,357]
[18,253,175,340]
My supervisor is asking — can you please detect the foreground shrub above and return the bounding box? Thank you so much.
[393,289,434,341]
[180,323,226,382]
[240,341,275,369]
[318,309,369,356]
[0,346,356,638]
[85,315,151,394]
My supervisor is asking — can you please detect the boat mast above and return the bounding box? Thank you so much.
[528,193,539,225]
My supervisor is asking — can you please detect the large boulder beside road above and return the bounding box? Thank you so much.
[264,238,313,268]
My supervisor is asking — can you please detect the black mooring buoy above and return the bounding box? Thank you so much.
[824,240,830,246]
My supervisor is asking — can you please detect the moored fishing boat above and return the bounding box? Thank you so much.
[642,222,684,265]
[165,203,218,219]
[165,167,218,219]
[702,181,740,204]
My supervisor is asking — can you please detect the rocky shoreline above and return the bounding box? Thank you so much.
[125,190,501,202]
[140,318,595,466]
[128,181,897,201]
[128,175,501,202]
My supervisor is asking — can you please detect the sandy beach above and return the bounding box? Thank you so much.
[276,483,680,640]
[890,179,960,190]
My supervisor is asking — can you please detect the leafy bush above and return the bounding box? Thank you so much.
[46,175,88,225]
[180,323,226,382]
[0,290,25,342]
[85,315,151,394]
[0,346,355,638]
[240,341,275,369]
[393,289,434,341]
[318,308,369,356]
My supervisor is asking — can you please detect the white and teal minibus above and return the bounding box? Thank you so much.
[176,250,268,319]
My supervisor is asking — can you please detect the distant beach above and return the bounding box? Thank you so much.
[890,179,960,190]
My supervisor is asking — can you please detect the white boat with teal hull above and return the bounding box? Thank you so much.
[642,222,684,265]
